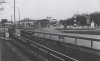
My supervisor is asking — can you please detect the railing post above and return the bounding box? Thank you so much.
[44,33,45,39]
[91,40,93,48]
[50,34,51,39]
[75,37,77,45]
[38,33,39,37]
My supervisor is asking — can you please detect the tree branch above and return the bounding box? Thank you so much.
[0,0,6,5]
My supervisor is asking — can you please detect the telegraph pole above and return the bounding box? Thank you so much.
[14,0,16,25]
[18,7,20,24]
[11,15,13,25]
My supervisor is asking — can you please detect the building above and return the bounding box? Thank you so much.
[18,18,50,28]
[5,21,13,25]
[19,20,35,27]
[0,21,13,27]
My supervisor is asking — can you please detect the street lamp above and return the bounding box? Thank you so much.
[18,7,20,25]
[14,0,16,25]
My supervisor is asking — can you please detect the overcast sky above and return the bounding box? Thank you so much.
[0,0,100,21]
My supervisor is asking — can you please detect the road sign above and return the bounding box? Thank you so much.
[1,19,7,38]
[1,19,7,24]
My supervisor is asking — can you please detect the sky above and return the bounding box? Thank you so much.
[0,0,100,21]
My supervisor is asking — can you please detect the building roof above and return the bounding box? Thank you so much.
[19,20,37,22]
[19,19,49,22]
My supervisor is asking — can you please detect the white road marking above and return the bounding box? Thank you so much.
[31,44,64,61]
[15,36,27,42]
[17,35,78,61]
[50,53,64,61]
[31,44,48,53]
[38,48,48,53]
[22,37,78,61]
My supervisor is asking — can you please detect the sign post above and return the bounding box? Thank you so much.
[1,19,7,38]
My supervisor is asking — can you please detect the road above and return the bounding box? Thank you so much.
[1,40,24,61]
[1,38,38,61]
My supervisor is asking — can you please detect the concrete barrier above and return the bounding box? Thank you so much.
[39,33,44,38]
[92,41,100,50]
[77,39,91,47]
[64,37,75,44]
[32,33,34,36]
[51,35,59,41]
[34,33,38,36]
[44,34,51,39]
[32,32,100,51]
[59,39,64,42]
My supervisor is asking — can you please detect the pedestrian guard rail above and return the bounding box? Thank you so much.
[21,30,100,51]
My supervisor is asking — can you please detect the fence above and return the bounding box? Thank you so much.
[21,30,100,51]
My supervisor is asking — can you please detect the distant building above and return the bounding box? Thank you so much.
[5,21,13,25]
[18,18,49,28]
[19,19,36,27]
[0,21,13,27]
[38,19,49,27]
[91,21,95,27]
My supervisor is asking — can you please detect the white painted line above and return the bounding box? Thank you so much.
[31,44,37,47]
[15,36,27,42]
[19,35,78,61]
[29,40,78,61]
[50,53,64,61]
[31,43,64,60]
[38,48,48,53]
[31,44,48,53]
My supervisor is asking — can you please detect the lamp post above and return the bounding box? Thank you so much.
[18,7,20,25]
[11,15,13,25]
[14,0,16,25]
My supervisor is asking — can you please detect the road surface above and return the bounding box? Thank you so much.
[1,38,38,61]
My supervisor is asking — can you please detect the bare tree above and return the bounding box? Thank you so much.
[0,0,6,11]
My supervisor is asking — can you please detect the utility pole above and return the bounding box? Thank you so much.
[14,0,16,25]
[18,7,20,25]
[11,15,13,25]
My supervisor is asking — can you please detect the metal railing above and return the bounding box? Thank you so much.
[21,30,100,51]
[11,34,78,61]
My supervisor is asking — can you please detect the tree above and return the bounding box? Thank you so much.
[38,19,49,27]
[59,20,66,25]
[76,14,87,26]
[0,0,6,12]
[90,12,100,26]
